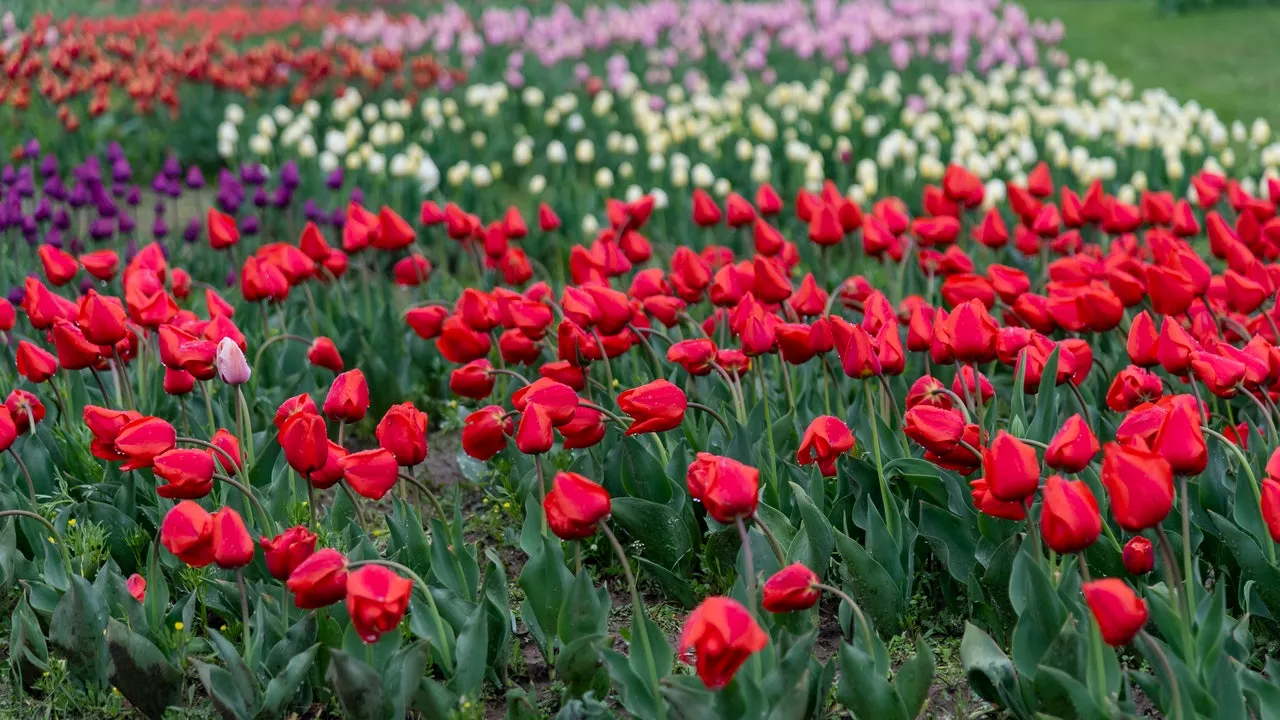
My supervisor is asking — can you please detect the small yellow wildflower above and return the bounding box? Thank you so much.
[174,621,184,631]
[67,518,77,527]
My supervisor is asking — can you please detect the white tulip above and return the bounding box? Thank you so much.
[547,140,568,164]
[272,106,294,126]
[446,162,468,187]
[369,123,389,147]
[528,174,547,194]
[514,141,533,167]
[217,121,238,144]
[249,135,272,156]
[367,153,387,177]
[318,151,338,173]
[582,214,600,235]
[417,155,440,194]
[522,87,545,107]
[344,152,363,170]
[224,104,245,125]
[618,162,633,179]
[594,168,614,189]
[567,113,586,133]
[361,104,380,125]
[256,116,277,138]
[574,139,595,164]
[471,165,493,187]
[650,188,669,209]
[298,136,317,159]
[713,178,730,197]
[217,139,235,159]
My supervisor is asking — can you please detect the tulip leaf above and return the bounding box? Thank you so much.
[1211,653,1246,720]
[1029,347,1061,442]
[105,619,183,720]
[50,574,109,687]
[606,437,671,504]
[193,659,252,720]
[261,642,319,717]
[1036,667,1109,720]
[407,594,455,676]
[787,482,834,580]
[8,593,49,689]
[558,569,610,642]
[1010,547,1067,678]
[753,502,797,552]
[0,517,16,586]
[959,622,1026,712]
[834,530,904,633]
[555,633,609,696]
[1210,511,1280,616]
[384,639,431,720]
[917,503,978,583]
[610,497,693,569]
[1240,667,1280,720]
[635,557,698,609]
[519,532,572,656]
[1233,468,1272,551]
[341,616,402,672]
[836,642,908,720]
[207,628,260,710]
[452,599,488,701]
[429,517,478,601]
[386,499,433,577]
[265,613,317,676]
[325,651,389,720]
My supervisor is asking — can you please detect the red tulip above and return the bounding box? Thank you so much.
[560,405,607,450]
[310,441,348,489]
[376,402,429,466]
[307,337,344,372]
[903,406,966,455]
[616,380,687,435]
[982,431,1040,502]
[1122,536,1155,575]
[160,501,214,567]
[16,341,58,383]
[970,477,1027,521]
[544,471,611,540]
[686,453,759,523]
[1082,579,1148,646]
[691,189,722,227]
[211,429,243,473]
[78,290,129,345]
[6,390,45,434]
[762,564,820,613]
[52,320,100,371]
[1045,414,1100,473]
[1040,475,1101,553]
[126,573,146,602]
[115,416,177,471]
[678,597,768,689]
[1151,399,1207,476]
[211,507,255,569]
[668,339,717,376]
[340,448,400,500]
[462,406,511,460]
[1101,443,1174,531]
[830,317,880,378]
[1106,366,1163,411]
[796,416,855,477]
[346,564,413,644]
[1262,478,1280,543]
[323,370,370,423]
[515,404,555,454]
[287,548,349,609]
[207,208,240,250]
[153,449,215,499]
[279,412,330,476]
[260,526,318,581]
[38,244,79,286]
[512,378,579,426]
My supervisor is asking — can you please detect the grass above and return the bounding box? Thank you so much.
[1020,0,1280,127]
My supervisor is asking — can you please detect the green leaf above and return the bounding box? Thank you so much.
[1009,548,1067,677]
[610,497,693,569]
[265,614,317,676]
[49,574,109,687]
[892,638,935,719]
[1210,511,1280,615]
[834,531,904,634]
[0,518,15,586]
[635,556,698,608]
[1036,667,1109,720]
[8,593,49,689]
[1029,347,1061,442]
[194,660,253,720]
[558,570,610,642]
[1211,653,1246,720]
[384,640,431,720]
[143,541,169,639]
[555,633,609,696]
[407,594,454,675]
[959,622,1019,706]
[207,628,260,710]
[260,643,319,717]
[789,482,835,580]
[836,642,908,720]
[518,533,572,652]
[325,651,388,720]
[453,599,489,701]
[105,619,183,720]
[917,503,977,583]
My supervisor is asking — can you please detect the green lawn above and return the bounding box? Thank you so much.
[1020,0,1280,127]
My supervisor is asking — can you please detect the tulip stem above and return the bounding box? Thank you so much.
[757,364,780,495]
[709,362,747,422]
[735,517,758,603]
[89,367,110,405]
[7,448,36,504]
[1078,552,1109,707]
[819,356,833,416]
[1178,476,1196,613]
[341,481,370,536]
[1240,386,1278,440]
[971,362,986,430]
[578,401,630,429]
[348,559,452,670]
[306,478,317,531]
[590,328,616,391]
[779,357,796,415]
[687,402,732,438]
[1202,426,1274,563]
[236,387,255,469]
[865,380,897,540]
[237,569,252,661]
[487,368,531,386]
[0,510,71,576]
[812,583,875,654]
[1024,499,1043,564]
[533,456,548,535]
[398,473,450,533]
[598,521,666,720]
[46,377,71,431]
[753,515,787,565]
[251,334,309,372]
[1139,631,1185,720]
[212,472,276,536]
[629,323,665,379]
[1154,524,1196,663]
[200,381,217,435]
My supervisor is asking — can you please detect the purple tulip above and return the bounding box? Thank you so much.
[24,139,39,157]
[350,188,365,206]
[52,209,70,231]
[89,218,115,241]
[253,187,268,208]
[69,183,89,208]
[67,236,83,255]
[107,142,124,162]
[186,166,205,189]
[112,159,132,184]
[183,217,201,243]
[326,168,344,190]
[304,198,321,222]
[241,215,260,236]
[125,186,141,207]
[39,155,58,177]
[119,214,136,235]
[280,160,301,190]
[152,217,169,239]
[331,208,346,229]
[163,155,182,179]
[272,187,292,209]
[44,229,63,249]
[43,177,67,201]
[225,269,238,287]
[32,198,51,223]
[78,277,95,296]
[7,286,25,306]
[1,166,15,186]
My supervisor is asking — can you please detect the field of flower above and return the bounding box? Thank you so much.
[1,1,1280,718]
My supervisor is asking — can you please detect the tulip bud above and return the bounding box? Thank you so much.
[216,337,251,385]
[982,431,1040,501]
[287,548,349,609]
[260,526,318,580]
[1122,536,1155,575]
[762,564,821,613]
[1082,578,1148,646]
[678,597,767,689]
[544,472,611,540]
[126,573,146,602]
[1040,475,1101,553]
[346,564,413,644]
[211,507,255,569]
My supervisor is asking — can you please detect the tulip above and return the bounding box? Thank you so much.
[7,390,46,434]
[1101,443,1175,531]
[376,402,429,467]
[211,507,255,569]
[970,478,1028,521]
[215,337,251,385]
[287,548,349,609]
[160,501,215,567]
[323,369,370,423]
[279,412,329,476]
[668,339,717,376]
[511,378,579,426]
[1106,366,1164,411]
[515,404,555,455]
[307,337,344,372]
[762,564,821,612]
[126,574,146,602]
[560,406,607,450]
[943,299,998,364]
[691,189,722,226]
[345,564,413,644]
[0,407,14,454]
[686,453,760,523]
[1122,537,1155,575]
[211,429,243,473]
[678,596,768,689]
[830,317,880,378]
[78,290,128,345]
[462,406,511,461]
[1082,579,1149,646]
[115,416,177,471]
[16,341,58,383]
[340,448,399,500]
[260,526,318,581]
[1045,415,1100,473]
[1262,478,1280,543]
[903,406,966,455]
[450,359,496,399]
[796,416,855,477]
[207,208,240,250]
[544,472,612,540]
[983,431,1040,502]
[1040,475,1101,553]
[1152,397,1207,476]
[153,449,216,499]
[616,380,687,435]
